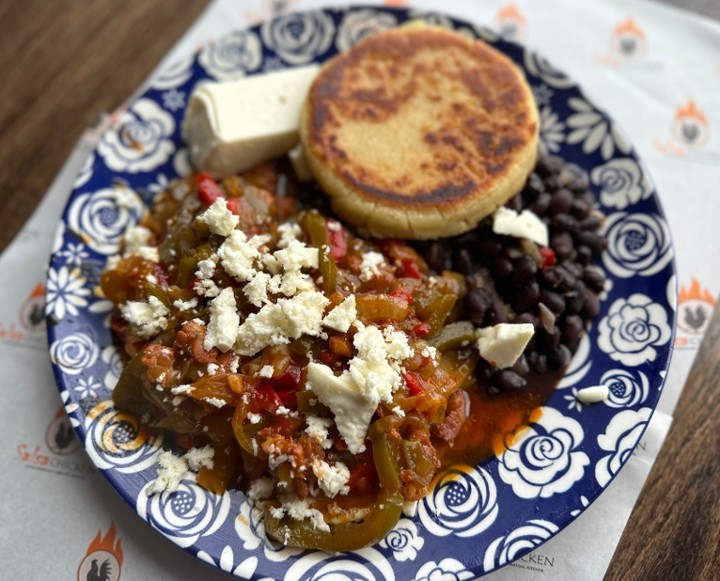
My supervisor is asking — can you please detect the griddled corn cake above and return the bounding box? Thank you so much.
[299,25,539,239]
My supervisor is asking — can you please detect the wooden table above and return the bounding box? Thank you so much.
[1,1,718,579]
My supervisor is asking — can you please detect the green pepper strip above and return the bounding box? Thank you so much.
[368,416,402,493]
[429,321,476,352]
[263,491,403,552]
[302,210,337,293]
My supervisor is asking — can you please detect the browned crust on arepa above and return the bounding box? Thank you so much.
[300,26,539,239]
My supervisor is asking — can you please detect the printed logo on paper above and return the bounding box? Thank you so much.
[244,0,298,25]
[594,17,662,70]
[45,406,82,455]
[0,281,46,350]
[14,407,94,477]
[77,522,124,581]
[493,3,527,42]
[653,100,719,162]
[675,278,716,349]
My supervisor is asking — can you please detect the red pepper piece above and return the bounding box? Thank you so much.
[398,258,422,279]
[195,172,224,206]
[318,351,340,367]
[261,364,302,391]
[225,198,240,215]
[347,447,378,492]
[247,386,283,414]
[413,322,430,336]
[326,219,347,261]
[402,370,424,395]
[539,246,556,269]
[389,287,414,304]
[175,433,197,450]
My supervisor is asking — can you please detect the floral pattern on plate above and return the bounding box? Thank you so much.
[46,6,676,579]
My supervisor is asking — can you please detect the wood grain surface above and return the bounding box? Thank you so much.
[0,1,718,580]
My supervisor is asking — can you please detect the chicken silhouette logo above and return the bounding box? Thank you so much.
[493,3,527,42]
[611,18,646,60]
[671,100,710,149]
[77,523,123,581]
[19,282,46,333]
[45,407,81,456]
[677,278,716,337]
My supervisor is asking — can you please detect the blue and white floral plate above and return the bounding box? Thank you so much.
[46,6,676,580]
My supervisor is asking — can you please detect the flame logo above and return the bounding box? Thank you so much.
[77,522,124,581]
[19,281,46,332]
[672,99,710,148]
[494,3,527,41]
[611,17,647,59]
[45,407,81,456]
[678,278,716,335]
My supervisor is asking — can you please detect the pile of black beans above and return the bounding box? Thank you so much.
[418,153,607,393]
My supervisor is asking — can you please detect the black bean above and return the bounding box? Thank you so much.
[514,312,540,330]
[578,215,602,231]
[550,188,574,214]
[525,172,545,199]
[504,246,524,260]
[580,190,596,206]
[511,354,530,376]
[490,298,509,324]
[559,165,589,192]
[540,290,565,314]
[555,265,578,292]
[544,328,562,350]
[512,255,538,284]
[477,361,494,381]
[493,257,513,278]
[528,352,548,374]
[576,245,593,265]
[551,231,574,260]
[464,288,490,325]
[581,291,600,319]
[569,281,587,313]
[507,194,523,212]
[496,369,527,391]
[575,231,607,255]
[541,266,564,289]
[529,192,551,215]
[426,242,447,272]
[583,266,605,293]
[561,315,584,349]
[453,248,473,274]
[514,282,540,312]
[571,198,591,219]
[478,238,503,258]
[563,261,584,278]
[551,213,578,232]
[548,344,571,370]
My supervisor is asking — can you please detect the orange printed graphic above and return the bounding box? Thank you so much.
[77,522,124,581]
[671,99,710,149]
[494,3,527,41]
[611,17,646,60]
[383,0,408,6]
[45,406,81,455]
[18,281,45,334]
[677,278,716,338]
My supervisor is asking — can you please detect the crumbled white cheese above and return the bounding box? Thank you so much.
[195,256,220,298]
[306,323,412,453]
[105,254,121,271]
[304,415,333,449]
[217,230,261,282]
[312,459,350,498]
[421,345,438,360]
[244,271,271,306]
[270,498,330,533]
[576,385,610,404]
[322,295,357,333]
[123,225,153,255]
[147,446,214,496]
[203,287,239,352]
[277,222,303,248]
[402,500,419,518]
[475,323,535,369]
[492,207,549,247]
[137,245,160,262]
[359,251,386,281]
[247,412,263,424]
[274,239,319,271]
[198,198,239,237]
[234,291,329,356]
[121,296,170,338]
[170,384,195,396]
[207,363,219,375]
[392,406,406,418]
[145,274,158,285]
[203,397,227,408]
[258,365,274,378]
[247,476,274,501]
[326,219,342,232]
[173,297,198,312]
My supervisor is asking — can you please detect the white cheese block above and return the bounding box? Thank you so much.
[475,323,535,369]
[492,207,549,247]
[576,385,610,404]
[182,65,320,176]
